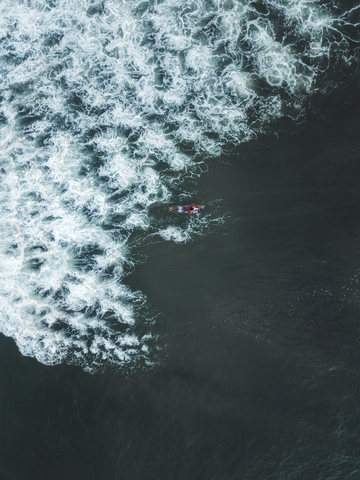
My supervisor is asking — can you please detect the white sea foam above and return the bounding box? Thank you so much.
[0,0,358,371]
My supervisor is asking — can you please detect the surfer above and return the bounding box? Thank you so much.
[169,205,203,214]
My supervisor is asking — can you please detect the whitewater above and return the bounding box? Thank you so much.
[0,0,359,371]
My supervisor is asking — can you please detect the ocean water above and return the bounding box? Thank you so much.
[1,0,360,478]
[1,0,359,371]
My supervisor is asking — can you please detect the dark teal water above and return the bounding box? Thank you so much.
[2,84,360,479]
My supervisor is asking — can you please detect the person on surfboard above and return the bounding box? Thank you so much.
[169,205,203,214]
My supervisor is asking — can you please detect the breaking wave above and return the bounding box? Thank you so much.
[0,0,359,371]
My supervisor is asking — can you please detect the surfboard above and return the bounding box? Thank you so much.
[169,205,204,213]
